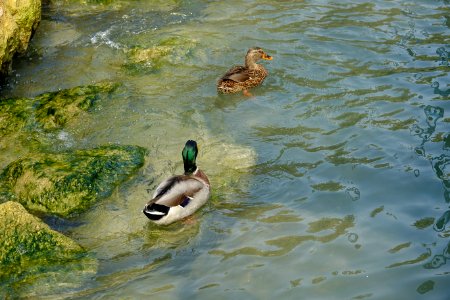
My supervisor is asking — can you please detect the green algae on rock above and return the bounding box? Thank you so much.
[0,201,97,298]
[0,82,119,137]
[0,201,83,268]
[33,81,119,130]
[0,97,33,136]
[125,36,197,73]
[0,145,146,217]
[48,0,180,18]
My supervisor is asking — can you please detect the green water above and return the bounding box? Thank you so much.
[1,0,450,298]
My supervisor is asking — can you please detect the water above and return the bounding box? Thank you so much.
[1,0,449,299]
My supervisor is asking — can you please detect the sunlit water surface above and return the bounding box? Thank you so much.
[1,0,449,299]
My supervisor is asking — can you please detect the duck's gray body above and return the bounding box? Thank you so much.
[143,168,210,225]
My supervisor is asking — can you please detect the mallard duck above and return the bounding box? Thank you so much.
[217,47,273,95]
[143,140,210,225]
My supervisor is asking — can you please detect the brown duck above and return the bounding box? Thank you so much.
[217,47,273,96]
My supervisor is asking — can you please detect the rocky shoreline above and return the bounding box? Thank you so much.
[0,81,147,296]
[0,1,198,296]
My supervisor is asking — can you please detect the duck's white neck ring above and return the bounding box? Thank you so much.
[192,167,199,175]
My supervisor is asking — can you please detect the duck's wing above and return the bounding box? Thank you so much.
[220,65,250,83]
[150,175,204,207]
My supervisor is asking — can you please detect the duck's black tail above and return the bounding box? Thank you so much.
[143,203,169,221]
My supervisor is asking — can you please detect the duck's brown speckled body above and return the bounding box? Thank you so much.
[217,47,273,94]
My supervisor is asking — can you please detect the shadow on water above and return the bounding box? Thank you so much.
[210,202,355,261]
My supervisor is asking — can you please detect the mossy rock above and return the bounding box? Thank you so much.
[0,97,33,136]
[45,0,180,18]
[0,201,97,297]
[0,145,146,217]
[0,201,83,268]
[0,81,119,138]
[125,36,197,73]
[33,81,119,130]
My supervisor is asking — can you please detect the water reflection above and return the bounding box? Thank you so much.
[410,105,443,148]
[64,253,173,299]
[387,249,431,269]
[432,155,450,204]
[210,215,354,261]
[346,186,361,201]
[140,221,201,250]
[434,210,450,232]
[436,47,449,66]
[424,239,450,270]
[411,100,450,272]
[416,280,435,295]
[414,105,449,222]
[432,81,450,97]
[347,232,358,243]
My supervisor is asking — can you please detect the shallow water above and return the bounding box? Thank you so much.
[1,0,449,299]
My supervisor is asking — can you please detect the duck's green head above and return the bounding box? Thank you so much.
[182,140,198,174]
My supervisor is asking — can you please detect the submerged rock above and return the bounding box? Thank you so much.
[0,201,97,298]
[0,145,146,217]
[125,36,197,73]
[0,0,41,75]
[48,0,180,18]
[0,82,119,137]
[33,81,119,130]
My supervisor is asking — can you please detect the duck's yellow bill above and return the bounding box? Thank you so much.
[262,53,273,60]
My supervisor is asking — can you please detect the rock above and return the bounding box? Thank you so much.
[33,81,119,130]
[0,201,97,298]
[0,201,83,268]
[0,82,144,218]
[0,96,32,137]
[125,36,197,73]
[0,82,119,138]
[0,0,41,75]
[50,0,180,18]
[0,145,146,217]
[0,82,120,172]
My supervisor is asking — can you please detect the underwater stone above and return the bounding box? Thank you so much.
[125,36,197,72]
[33,82,119,130]
[0,82,119,137]
[0,145,146,217]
